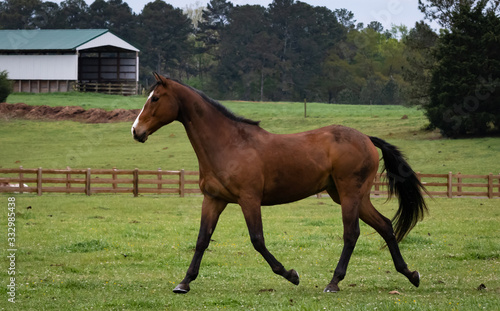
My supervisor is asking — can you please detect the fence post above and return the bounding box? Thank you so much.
[19,166,24,194]
[374,173,380,196]
[498,173,500,198]
[112,167,117,191]
[304,98,307,118]
[85,168,91,196]
[457,172,462,197]
[37,167,42,196]
[447,172,453,198]
[133,168,139,197]
[488,173,493,199]
[179,169,185,198]
[157,168,162,194]
[66,166,71,194]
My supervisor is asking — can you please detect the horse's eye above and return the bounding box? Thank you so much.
[151,96,159,102]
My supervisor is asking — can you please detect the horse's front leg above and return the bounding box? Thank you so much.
[173,196,227,294]
[239,197,300,286]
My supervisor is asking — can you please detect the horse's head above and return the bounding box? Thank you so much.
[132,72,180,143]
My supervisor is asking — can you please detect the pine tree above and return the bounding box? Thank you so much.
[426,2,500,136]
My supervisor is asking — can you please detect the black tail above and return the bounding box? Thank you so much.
[369,136,429,243]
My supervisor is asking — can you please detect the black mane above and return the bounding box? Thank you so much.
[151,79,260,126]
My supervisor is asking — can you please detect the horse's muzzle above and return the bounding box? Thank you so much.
[132,128,148,143]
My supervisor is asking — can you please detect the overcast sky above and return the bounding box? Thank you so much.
[58,0,439,31]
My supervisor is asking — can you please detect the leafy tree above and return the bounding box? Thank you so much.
[360,76,383,105]
[367,21,384,32]
[33,1,60,28]
[53,0,90,29]
[194,0,233,88]
[388,24,409,40]
[215,5,278,100]
[138,0,193,80]
[333,8,361,32]
[426,2,500,136]
[323,25,408,105]
[336,88,359,105]
[267,0,296,99]
[0,0,42,29]
[402,21,438,107]
[268,0,341,101]
[197,0,233,56]
[380,78,402,105]
[322,44,361,103]
[297,5,343,101]
[418,0,500,28]
[183,2,204,30]
[87,0,136,40]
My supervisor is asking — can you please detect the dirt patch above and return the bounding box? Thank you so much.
[0,102,140,123]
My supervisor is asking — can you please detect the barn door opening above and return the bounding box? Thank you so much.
[78,47,138,95]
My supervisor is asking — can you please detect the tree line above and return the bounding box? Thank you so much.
[1,0,499,136]
[0,0,413,104]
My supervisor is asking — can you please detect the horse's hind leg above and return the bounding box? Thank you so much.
[239,198,299,286]
[359,198,420,287]
[324,192,361,293]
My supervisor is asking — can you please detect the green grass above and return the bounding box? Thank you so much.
[1,195,499,310]
[6,92,145,111]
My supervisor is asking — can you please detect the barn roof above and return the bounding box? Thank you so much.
[0,29,139,52]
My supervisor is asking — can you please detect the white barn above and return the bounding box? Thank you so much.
[0,29,139,95]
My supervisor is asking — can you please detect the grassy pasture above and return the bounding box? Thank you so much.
[2,93,499,173]
[1,195,499,310]
[1,92,499,310]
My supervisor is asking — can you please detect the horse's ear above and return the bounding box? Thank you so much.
[153,72,167,86]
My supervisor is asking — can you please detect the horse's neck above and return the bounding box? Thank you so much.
[176,88,242,168]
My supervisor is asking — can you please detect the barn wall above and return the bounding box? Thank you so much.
[13,80,74,93]
[0,54,78,80]
[77,32,139,53]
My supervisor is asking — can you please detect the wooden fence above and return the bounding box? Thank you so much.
[0,167,198,197]
[74,82,138,96]
[0,167,499,199]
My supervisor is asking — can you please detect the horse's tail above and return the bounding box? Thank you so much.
[369,136,429,243]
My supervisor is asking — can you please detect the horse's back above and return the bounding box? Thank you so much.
[257,125,378,204]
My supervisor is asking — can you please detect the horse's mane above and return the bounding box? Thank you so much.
[150,79,260,127]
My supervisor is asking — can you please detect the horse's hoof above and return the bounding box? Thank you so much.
[323,283,339,293]
[410,271,420,288]
[173,283,190,294]
[287,269,300,285]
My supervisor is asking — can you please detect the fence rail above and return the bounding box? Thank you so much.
[0,167,499,199]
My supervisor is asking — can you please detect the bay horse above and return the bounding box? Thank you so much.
[131,73,428,294]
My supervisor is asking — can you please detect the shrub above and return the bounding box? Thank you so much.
[0,70,13,102]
